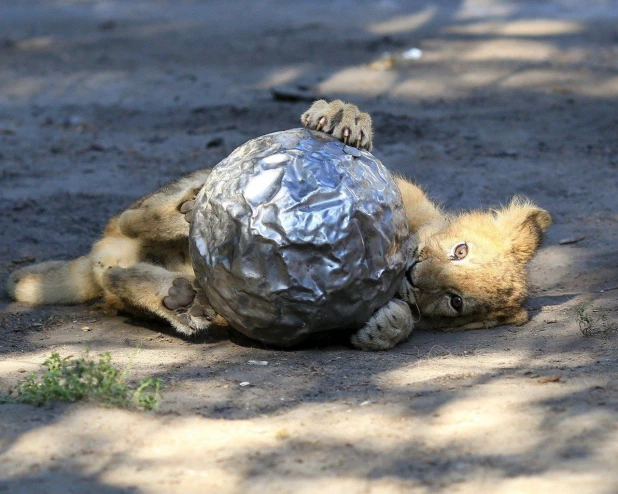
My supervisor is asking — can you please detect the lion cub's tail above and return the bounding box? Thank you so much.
[6,256,102,305]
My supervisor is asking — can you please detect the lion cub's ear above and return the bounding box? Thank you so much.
[494,197,552,264]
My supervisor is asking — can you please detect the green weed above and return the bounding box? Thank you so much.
[0,352,162,410]
[575,304,617,337]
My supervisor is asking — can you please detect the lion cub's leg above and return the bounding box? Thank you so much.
[101,264,216,336]
[301,99,373,151]
[350,279,416,350]
[116,169,211,242]
[351,299,414,351]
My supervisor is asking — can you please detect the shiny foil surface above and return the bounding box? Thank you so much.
[189,128,411,346]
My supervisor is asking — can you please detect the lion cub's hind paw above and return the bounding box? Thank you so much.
[163,277,194,310]
[179,200,195,223]
[163,277,215,335]
[301,99,373,151]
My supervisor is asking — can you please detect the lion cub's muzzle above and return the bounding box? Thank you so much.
[405,259,423,292]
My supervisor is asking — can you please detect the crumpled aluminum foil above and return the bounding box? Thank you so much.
[189,128,411,346]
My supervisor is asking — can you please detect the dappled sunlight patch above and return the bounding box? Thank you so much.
[317,67,397,97]
[596,427,618,467]
[577,75,618,98]
[12,36,55,51]
[456,67,514,87]
[430,391,541,454]
[0,405,428,492]
[554,408,618,448]
[0,351,52,386]
[0,70,131,104]
[428,378,581,447]
[379,353,531,386]
[499,68,583,90]
[0,76,45,99]
[457,471,614,494]
[302,42,612,102]
[0,406,151,479]
[246,477,382,494]
[258,65,310,89]
[367,6,437,35]
[390,77,455,100]
[456,2,516,20]
[459,39,557,62]
[1,377,618,492]
[445,19,584,37]
[0,407,243,491]
[529,244,580,289]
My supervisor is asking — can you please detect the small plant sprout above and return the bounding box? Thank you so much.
[0,352,162,410]
[575,304,617,337]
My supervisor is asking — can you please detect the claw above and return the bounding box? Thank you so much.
[317,116,327,131]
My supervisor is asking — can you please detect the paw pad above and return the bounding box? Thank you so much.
[180,200,195,223]
[163,278,195,310]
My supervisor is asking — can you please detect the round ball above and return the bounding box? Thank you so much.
[189,128,411,346]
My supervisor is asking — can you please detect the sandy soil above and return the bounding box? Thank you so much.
[1,1,618,492]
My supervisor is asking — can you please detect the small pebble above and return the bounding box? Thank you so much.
[206,137,224,148]
[270,85,322,102]
[275,429,290,440]
[538,375,562,384]
[239,381,251,387]
[63,115,83,127]
[248,360,268,366]
[402,47,423,60]
[81,326,91,332]
[559,236,585,245]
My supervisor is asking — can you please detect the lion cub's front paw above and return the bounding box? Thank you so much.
[351,299,413,351]
[301,99,373,151]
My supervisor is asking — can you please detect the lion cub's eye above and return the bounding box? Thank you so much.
[450,294,464,311]
[452,243,468,260]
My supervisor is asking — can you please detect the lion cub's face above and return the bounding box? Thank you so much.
[405,198,551,331]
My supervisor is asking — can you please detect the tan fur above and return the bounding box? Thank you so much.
[7,256,101,305]
[5,101,551,350]
[406,197,551,332]
[7,168,213,334]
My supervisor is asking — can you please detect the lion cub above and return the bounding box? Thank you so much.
[7,100,550,350]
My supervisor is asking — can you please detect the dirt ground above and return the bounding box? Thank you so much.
[1,1,618,492]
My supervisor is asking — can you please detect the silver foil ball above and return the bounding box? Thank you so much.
[189,128,411,346]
